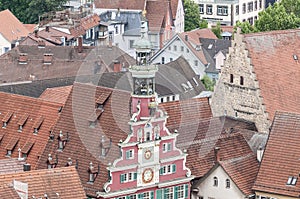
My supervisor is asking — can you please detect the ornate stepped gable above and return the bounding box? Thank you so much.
[98,15,193,199]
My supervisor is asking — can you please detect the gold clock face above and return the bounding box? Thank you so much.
[142,168,153,183]
[144,149,152,160]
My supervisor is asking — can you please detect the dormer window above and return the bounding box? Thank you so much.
[5,137,19,157]
[21,141,34,159]
[33,116,44,134]
[287,176,297,186]
[2,111,13,128]
[66,157,73,166]
[100,136,112,157]
[17,114,28,132]
[18,125,23,132]
[88,162,99,183]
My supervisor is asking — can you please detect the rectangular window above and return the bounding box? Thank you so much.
[129,40,135,49]
[177,185,184,199]
[259,0,262,9]
[254,1,257,10]
[217,6,228,16]
[248,17,254,25]
[206,5,213,15]
[120,172,137,183]
[4,47,9,53]
[160,164,176,175]
[236,5,239,15]
[170,58,173,62]
[164,187,173,199]
[248,2,253,12]
[162,57,165,64]
[242,3,246,14]
[174,45,177,51]
[199,4,204,14]
[194,60,198,66]
[163,143,172,152]
[126,149,134,159]
[181,46,184,52]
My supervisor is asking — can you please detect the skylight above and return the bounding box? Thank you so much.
[208,44,213,49]
[287,176,297,186]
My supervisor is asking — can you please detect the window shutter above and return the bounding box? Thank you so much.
[138,193,143,199]
[174,186,178,199]
[172,164,176,173]
[150,191,154,199]
[184,184,188,198]
[134,172,137,180]
[120,174,124,183]
[159,167,163,175]
[156,189,162,199]
[167,143,171,151]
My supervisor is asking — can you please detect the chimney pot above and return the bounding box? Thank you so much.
[78,37,83,53]
[113,60,121,72]
[214,147,220,162]
[23,163,31,171]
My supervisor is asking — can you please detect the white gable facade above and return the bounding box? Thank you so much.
[174,0,185,33]
[150,35,206,78]
[0,33,11,55]
[192,166,246,199]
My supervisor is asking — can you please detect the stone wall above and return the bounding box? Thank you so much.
[211,30,270,133]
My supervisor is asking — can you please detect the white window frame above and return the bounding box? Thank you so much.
[163,143,172,152]
[126,149,134,159]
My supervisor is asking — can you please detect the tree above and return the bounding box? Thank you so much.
[235,21,257,34]
[212,22,222,39]
[201,75,215,91]
[255,2,300,32]
[280,0,300,17]
[0,0,68,23]
[184,0,206,31]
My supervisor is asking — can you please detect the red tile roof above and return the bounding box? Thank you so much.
[36,83,131,197]
[253,111,300,197]
[39,85,73,104]
[0,184,20,199]
[146,1,169,32]
[94,0,146,10]
[23,24,37,33]
[0,158,25,174]
[0,166,86,199]
[170,0,180,19]
[0,91,62,170]
[221,152,259,195]
[0,9,30,42]
[243,29,300,121]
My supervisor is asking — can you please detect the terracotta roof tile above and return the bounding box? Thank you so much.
[0,92,62,169]
[0,158,25,174]
[23,24,37,33]
[36,83,130,197]
[39,85,73,105]
[0,184,21,199]
[146,1,168,32]
[21,141,35,154]
[0,166,86,199]
[94,0,146,10]
[221,152,259,195]
[243,29,300,121]
[170,0,179,19]
[253,111,300,197]
[0,9,30,42]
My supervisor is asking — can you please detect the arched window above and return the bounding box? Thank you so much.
[230,74,234,83]
[226,179,230,188]
[240,76,244,85]
[213,176,218,186]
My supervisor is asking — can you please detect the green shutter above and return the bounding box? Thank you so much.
[134,172,137,180]
[159,167,163,175]
[167,143,171,151]
[150,191,154,199]
[185,184,188,198]
[120,174,124,183]
[126,150,129,159]
[156,189,162,199]
[174,186,178,199]
[172,164,176,173]
[138,193,143,199]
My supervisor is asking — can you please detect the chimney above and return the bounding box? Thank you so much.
[113,60,121,72]
[34,30,38,38]
[185,34,188,41]
[23,163,31,171]
[46,26,50,32]
[78,36,83,53]
[214,147,220,163]
[257,146,264,162]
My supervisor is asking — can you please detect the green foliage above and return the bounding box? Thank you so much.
[255,2,300,31]
[211,22,222,39]
[0,0,67,23]
[234,0,300,34]
[201,75,215,91]
[235,21,257,34]
[184,0,207,31]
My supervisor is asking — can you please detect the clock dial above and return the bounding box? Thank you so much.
[142,168,153,183]
[144,149,152,160]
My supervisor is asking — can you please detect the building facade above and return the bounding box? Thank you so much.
[97,18,193,199]
[194,0,265,27]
